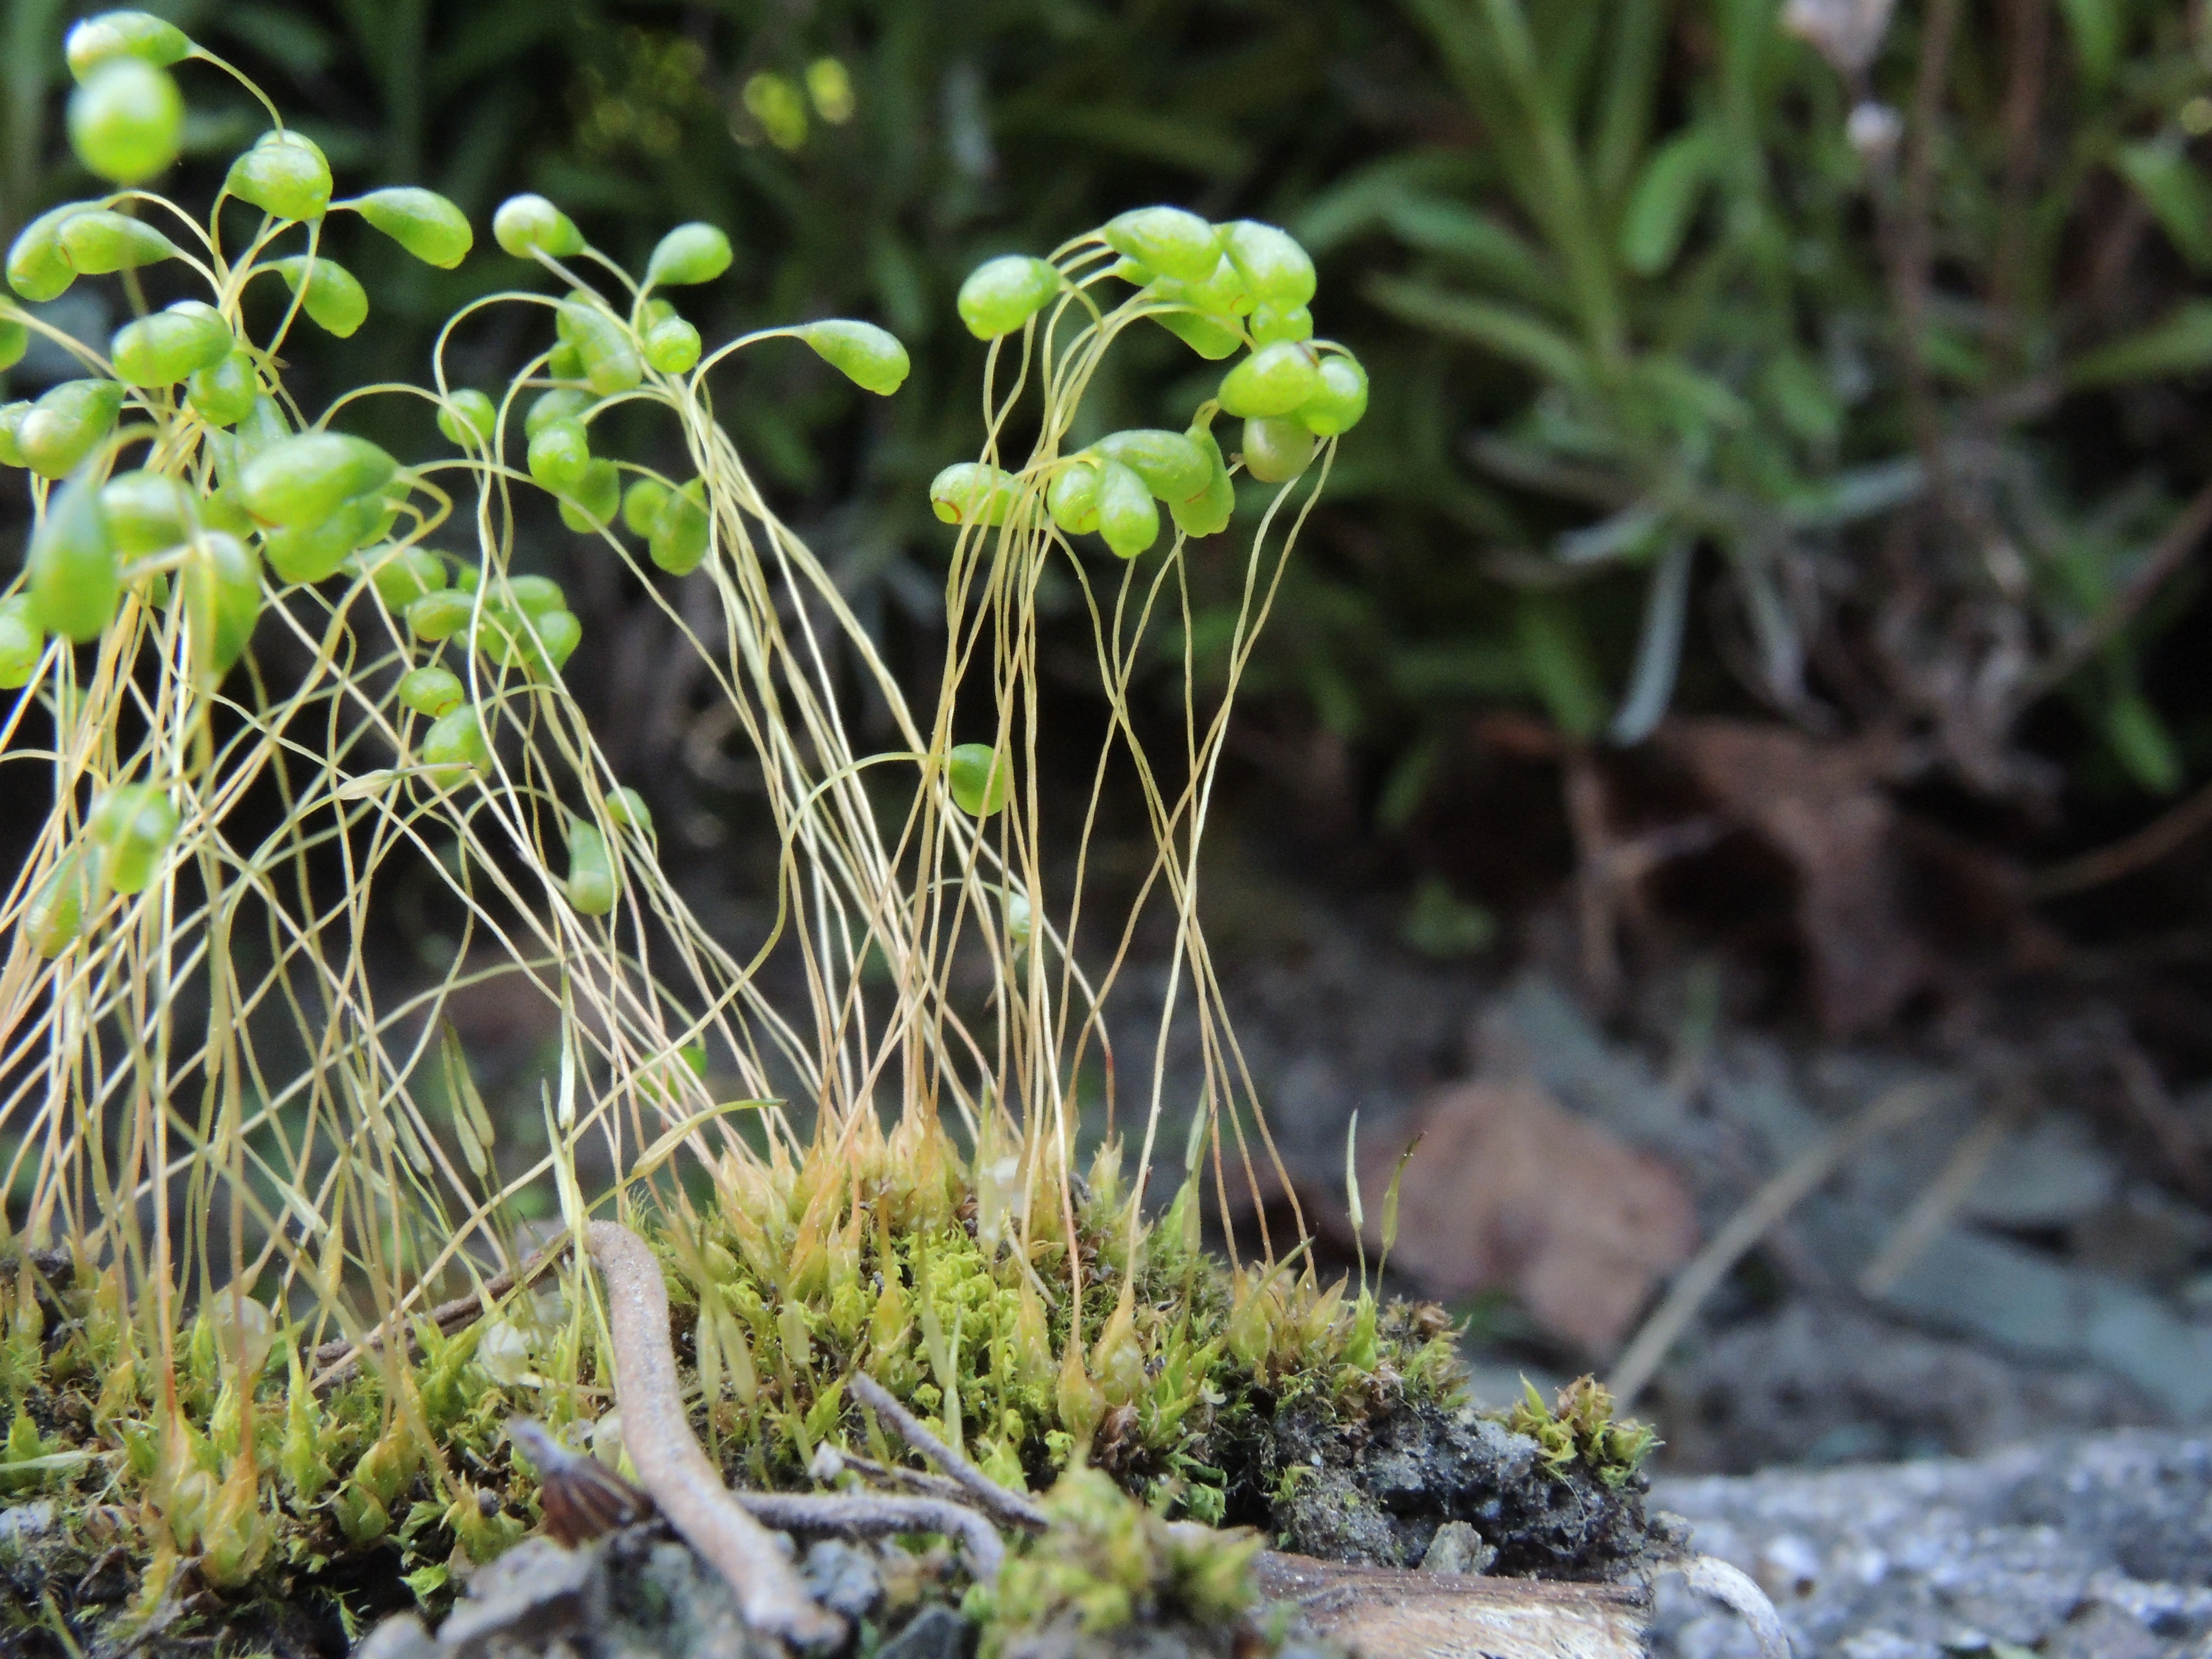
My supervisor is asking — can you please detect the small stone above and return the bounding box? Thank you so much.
[878,1603,973,1659]
[801,1538,884,1620]
[436,1536,605,1655]
[1418,1521,1495,1576]
[356,1612,439,1659]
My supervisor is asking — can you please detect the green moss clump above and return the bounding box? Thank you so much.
[1502,1375,1658,1489]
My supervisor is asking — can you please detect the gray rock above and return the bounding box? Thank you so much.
[800,1538,883,1621]
[1417,1521,1496,1576]
[879,1604,973,1659]
[357,1613,441,1659]
[437,1536,606,1655]
[1963,1113,2117,1228]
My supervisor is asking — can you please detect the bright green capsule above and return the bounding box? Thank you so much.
[644,317,701,374]
[928,462,1017,527]
[226,130,332,222]
[272,255,368,338]
[187,349,259,426]
[606,787,652,833]
[68,56,182,186]
[1249,302,1313,345]
[1218,341,1321,419]
[546,340,584,382]
[179,531,261,672]
[1240,415,1316,483]
[1221,220,1317,310]
[27,854,93,957]
[527,420,590,492]
[644,222,732,289]
[420,704,492,775]
[1168,422,1235,539]
[1046,461,1102,536]
[262,491,388,583]
[502,575,565,616]
[798,320,909,395]
[437,389,497,450]
[528,610,581,672]
[101,469,193,552]
[406,588,474,640]
[956,255,1063,340]
[1297,354,1368,436]
[0,403,35,469]
[397,665,463,717]
[55,209,176,275]
[89,782,179,894]
[622,477,669,536]
[556,300,642,395]
[525,388,591,439]
[1149,307,1242,361]
[7,204,95,302]
[197,488,253,537]
[564,817,615,915]
[946,743,1010,817]
[649,481,711,575]
[1092,429,1211,503]
[492,194,582,259]
[0,319,25,374]
[238,431,395,526]
[558,459,621,532]
[1102,206,1222,284]
[1094,459,1158,559]
[352,187,472,268]
[66,12,191,80]
[112,300,232,387]
[0,597,43,688]
[353,544,445,608]
[20,379,126,479]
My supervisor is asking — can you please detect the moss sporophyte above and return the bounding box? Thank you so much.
[0,8,1651,1652]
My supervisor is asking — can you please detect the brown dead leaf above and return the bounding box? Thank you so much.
[1664,718,1931,1035]
[1371,1079,1697,1355]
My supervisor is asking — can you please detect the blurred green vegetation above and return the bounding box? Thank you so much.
[7,0,2211,867]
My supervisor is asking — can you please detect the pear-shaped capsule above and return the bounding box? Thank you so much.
[101,469,194,553]
[1168,423,1235,539]
[68,56,182,186]
[397,665,464,717]
[1102,206,1222,284]
[272,255,368,338]
[947,743,1010,817]
[644,222,732,288]
[1218,341,1321,420]
[66,12,191,81]
[7,204,95,302]
[1046,462,1102,536]
[20,380,126,479]
[421,705,492,775]
[112,300,233,387]
[437,390,497,450]
[1094,459,1157,559]
[1297,354,1369,436]
[526,420,591,492]
[352,187,472,268]
[928,462,1018,528]
[0,597,44,689]
[644,317,701,374]
[1221,220,1317,310]
[797,320,909,395]
[226,130,332,222]
[1241,416,1316,483]
[564,817,616,915]
[1091,429,1211,503]
[492,194,582,259]
[238,431,397,526]
[648,481,711,575]
[179,531,262,672]
[55,209,176,274]
[956,255,1063,340]
[187,351,259,427]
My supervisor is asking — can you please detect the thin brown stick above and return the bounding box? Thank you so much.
[1858,1093,2023,1296]
[849,1371,1049,1531]
[586,1221,843,1647]
[2027,769,2212,900]
[2025,478,2212,704]
[311,1233,573,1392]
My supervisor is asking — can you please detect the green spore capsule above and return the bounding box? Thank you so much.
[1046,461,1102,535]
[622,477,669,536]
[0,597,44,689]
[502,575,566,616]
[112,300,233,386]
[527,420,591,492]
[1091,429,1212,503]
[27,854,93,958]
[645,222,732,289]
[525,388,591,439]
[564,817,616,914]
[530,611,581,672]
[644,317,701,374]
[397,665,464,718]
[1102,206,1223,284]
[66,12,191,80]
[546,340,584,382]
[352,187,472,268]
[220,394,290,489]
[179,531,262,672]
[353,544,445,608]
[225,130,332,223]
[1249,302,1313,345]
[261,491,389,583]
[90,782,180,895]
[1169,422,1235,539]
[606,787,652,833]
[272,255,368,338]
[21,380,126,480]
[648,481,710,575]
[1222,220,1317,310]
[956,255,1063,340]
[197,488,252,537]
[492,194,582,259]
[8,204,97,301]
[55,209,176,275]
[798,320,910,395]
[420,704,492,775]
[1240,415,1316,483]
[187,350,259,427]
[1148,306,1242,361]
[1094,459,1158,559]
[0,403,29,468]
[1218,341,1321,420]
[239,431,397,526]
[0,319,25,374]
[946,742,1010,817]
[405,588,473,640]
[556,301,643,396]
[1297,354,1369,436]
[928,462,1017,527]
[69,56,182,186]
[100,469,193,553]
[558,460,621,532]
[437,389,497,449]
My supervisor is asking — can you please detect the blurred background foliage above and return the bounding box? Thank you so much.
[7,0,2212,993]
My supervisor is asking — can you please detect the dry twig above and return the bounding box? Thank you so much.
[849,1371,1049,1532]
